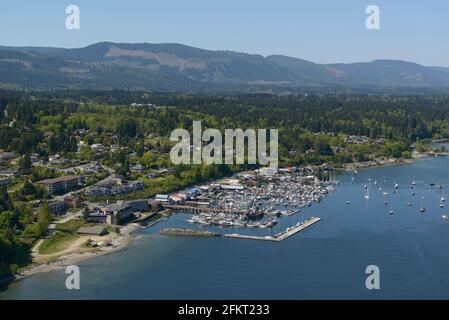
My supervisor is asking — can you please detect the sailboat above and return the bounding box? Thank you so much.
[364,187,370,200]
[419,196,426,213]
[439,189,446,208]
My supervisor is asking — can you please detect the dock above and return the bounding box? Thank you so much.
[223,217,322,242]
[164,204,249,215]
[134,211,159,223]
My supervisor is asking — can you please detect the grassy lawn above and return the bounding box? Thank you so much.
[55,219,90,233]
[38,219,92,255]
[38,233,80,255]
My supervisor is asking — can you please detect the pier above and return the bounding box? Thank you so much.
[224,217,322,242]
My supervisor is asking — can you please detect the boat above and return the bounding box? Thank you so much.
[364,187,370,200]
[405,202,413,207]
[389,210,395,215]
[442,215,448,221]
[346,201,351,205]
[419,197,426,213]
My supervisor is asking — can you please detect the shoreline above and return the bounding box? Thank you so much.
[12,224,139,282]
[6,149,438,284]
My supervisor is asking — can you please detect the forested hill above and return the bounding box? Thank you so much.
[1,42,449,91]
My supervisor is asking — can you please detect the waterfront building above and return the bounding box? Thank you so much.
[100,204,133,225]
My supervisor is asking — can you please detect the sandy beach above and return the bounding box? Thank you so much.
[14,224,139,280]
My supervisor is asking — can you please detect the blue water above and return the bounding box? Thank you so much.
[2,154,449,299]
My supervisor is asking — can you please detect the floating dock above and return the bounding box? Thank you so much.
[223,217,322,242]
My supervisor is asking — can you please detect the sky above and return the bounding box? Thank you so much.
[1,0,449,66]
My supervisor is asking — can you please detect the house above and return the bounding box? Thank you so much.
[38,176,81,195]
[130,164,145,174]
[77,226,108,236]
[0,176,11,186]
[91,144,104,152]
[155,194,170,203]
[64,196,82,208]
[221,184,244,190]
[169,195,184,204]
[0,152,15,164]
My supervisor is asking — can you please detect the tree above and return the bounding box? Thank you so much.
[20,153,32,174]
[0,186,13,212]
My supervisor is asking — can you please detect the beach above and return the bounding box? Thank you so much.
[14,224,139,280]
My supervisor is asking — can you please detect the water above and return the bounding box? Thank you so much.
[2,154,449,299]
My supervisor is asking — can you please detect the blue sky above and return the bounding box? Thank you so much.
[1,0,449,66]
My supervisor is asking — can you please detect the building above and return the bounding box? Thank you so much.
[123,199,150,212]
[100,204,133,225]
[48,201,68,215]
[169,195,184,204]
[64,196,82,208]
[0,176,11,186]
[155,194,170,203]
[130,164,145,174]
[38,176,81,195]
[220,184,244,191]
[77,226,108,236]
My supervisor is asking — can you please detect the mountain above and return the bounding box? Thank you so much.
[0,42,448,91]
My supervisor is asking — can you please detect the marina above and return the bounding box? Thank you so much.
[161,168,335,234]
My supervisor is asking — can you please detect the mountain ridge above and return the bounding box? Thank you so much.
[1,42,448,91]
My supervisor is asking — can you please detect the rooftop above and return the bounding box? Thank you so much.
[39,176,80,184]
